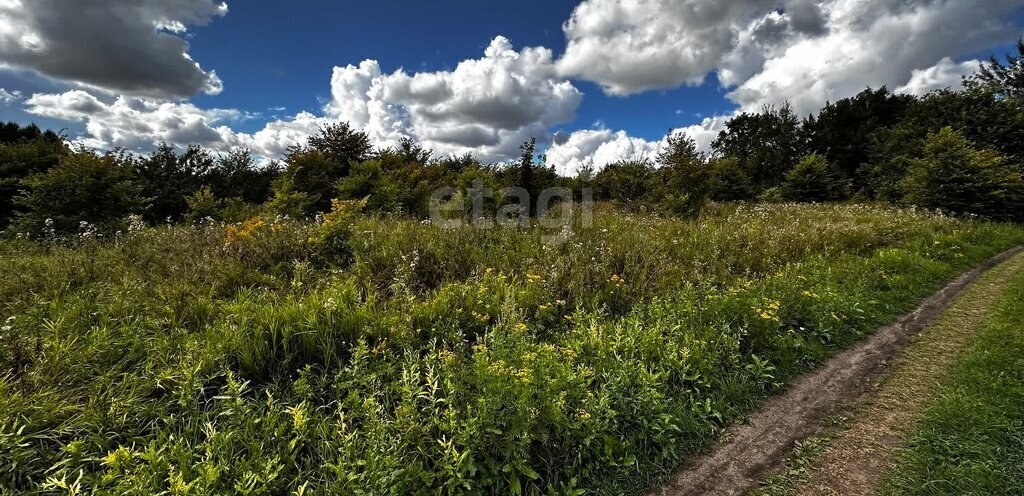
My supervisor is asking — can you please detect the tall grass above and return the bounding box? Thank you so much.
[1,203,1022,494]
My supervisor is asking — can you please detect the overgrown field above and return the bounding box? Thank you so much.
[2,203,1023,495]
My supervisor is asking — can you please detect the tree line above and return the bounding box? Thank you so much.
[2,42,1023,236]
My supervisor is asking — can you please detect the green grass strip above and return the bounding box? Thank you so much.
[883,264,1024,495]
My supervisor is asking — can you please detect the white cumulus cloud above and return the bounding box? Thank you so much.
[325,36,582,161]
[726,0,1021,115]
[558,0,1018,115]
[0,0,227,99]
[22,37,584,164]
[897,57,981,96]
[24,89,333,160]
[557,0,818,95]
[25,90,260,153]
[546,128,664,176]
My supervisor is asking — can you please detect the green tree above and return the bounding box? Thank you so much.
[712,103,805,192]
[873,87,1024,166]
[265,189,315,218]
[206,149,278,204]
[14,150,144,235]
[866,84,1024,201]
[656,133,709,217]
[134,144,215,223]
[273,149,341,215]
[707,156,754,201]
[307,122,372,177]
[594,159,655,206]
[185,186,222,223]
[273,123,373,215]
[516,138,538,216]
[803,87,913,193]
[0,125,67,227]
[375,137,434,164]
[780,154,852,202]
[0,122,61,144]
[901,127,1024,220]
[966,38,1024,100]
[335,160,401,213]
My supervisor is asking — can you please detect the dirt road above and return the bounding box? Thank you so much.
[650,247,1024,496]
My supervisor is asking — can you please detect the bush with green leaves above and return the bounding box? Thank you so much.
[313,197,367,265]
[265,189,315,218]
[0,127,66,228]
[271,123,374,216]
[185,186,222,223]
[206,149,278,205]
[656,133,710,217]
[780,154,852,202]
[335,160,402,213]
[901,127,1024,220]
[707,156,754,202]
[13,149,144,235]
[133,144,215,223]
[593,159,655,206]
[273,149,343,215]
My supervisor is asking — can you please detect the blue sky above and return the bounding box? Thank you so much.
[0,0,726,142]
[1,0,1022,174]
[179,0,725,141]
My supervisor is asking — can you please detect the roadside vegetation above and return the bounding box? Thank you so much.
[2,204,1022,494]
[752,252,1024,496]
[882,263,1024,495]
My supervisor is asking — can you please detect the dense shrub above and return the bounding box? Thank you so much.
[335,160,403,213]
[780,154,852,202]
[13,150,144,235]
[594,159,655,206]
[313,197,366,265]
[273,149,343,215]
[656,133,710,217]
[707,156,754,201]
[185,186,222,222]
[901,128,1024,220]
[133,144,215,223]
[269,123,374,216]
[0,128,66,227]
[205,148,278,204]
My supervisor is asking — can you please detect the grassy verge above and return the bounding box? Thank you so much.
[881,260,1024,495]
[752,252,1024,496]
[1,204,1022,494]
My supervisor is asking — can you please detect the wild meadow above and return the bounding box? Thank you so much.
[1,44,1023,495]
[2,202,1022,495]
